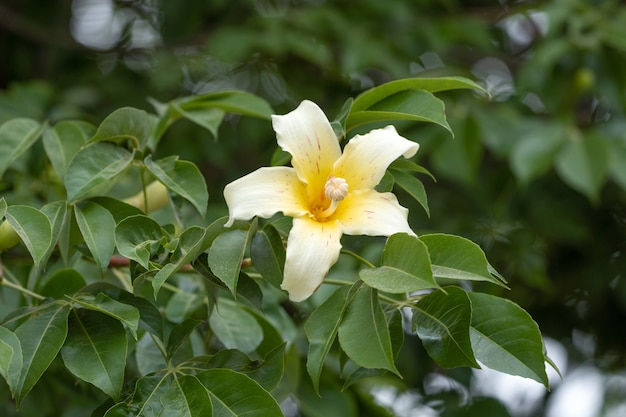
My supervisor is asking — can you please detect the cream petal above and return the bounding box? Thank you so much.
[272,100,341,191]
[224,167,308,227]
[335,189,416,237]
[332,125,419,191]
[282,217,343,302]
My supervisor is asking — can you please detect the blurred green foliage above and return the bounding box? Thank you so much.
[1,0,626,416]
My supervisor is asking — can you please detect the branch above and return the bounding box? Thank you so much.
[0,4,87,51]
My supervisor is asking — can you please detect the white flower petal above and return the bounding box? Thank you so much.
[333,125,419,190]
[335,190,416,237]
[282,217,343,301]
[272,100,341,189]
[224,167,308,227]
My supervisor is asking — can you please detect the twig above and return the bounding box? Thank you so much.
[0,4,85,51]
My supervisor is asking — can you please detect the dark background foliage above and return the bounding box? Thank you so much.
[1,0,626,416]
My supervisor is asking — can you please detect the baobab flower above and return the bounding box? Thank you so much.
[224,100,418,301]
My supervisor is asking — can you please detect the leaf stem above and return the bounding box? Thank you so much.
[0,273,46,301]
[323,278,356,286]
[0,256,19,285]
[378,291,426,308]
[406,293,426,303]
[152,279,183,294]
[340,249,376,268]
[150,332,169,360]
[378,293,403,306]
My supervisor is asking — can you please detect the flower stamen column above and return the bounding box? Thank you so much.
[319,176,348,219]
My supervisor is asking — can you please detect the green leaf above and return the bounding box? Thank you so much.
[509,122,565,184]
[115,215,164,270]
[65,142,134,202]
[430,121,482,186]
[75,202,116,274]
[166,318,201,359]
[198,344,286,392]
[61,309,127,400]
[249,223,285,289]
[337,285,398,375]
[88,196,145,224]
[468,292,549,387]
[164,291,205,324]
[40,201,68,266]
[464,397,513,416]
[389,159,436,181]
[177,90,273,120]
[194,368,283,417]
[351,76,485,112]
[92,107,156,150]
[144,155,208,217]
[69,293,140,339]
[412,286,479,368]
[360,233,437,294]
[39,268,86,299]
[330,97,353,140]
[134,334,167,376]
[232,275,262,310]
[0,326,22,398]
[0,118,44,177]
[208,223,256,296]
[297,376,358,417]
[375,170,395,192]
[98,286,163,337]
[172,102,225,138]
[608,134,626,192]
[194,258,263,310]
[270,147,291,166]
[201,216,234,249]
[555,132,609,203]
[105,373,212,417]
[342,309,404,390]
[14,302,70,407]
[304,286,358,394]
[58,205,82,264]
[0,197,6,218]
[5,205,52,268]
[248,344,287,392]
[347,90,452,135]
[153,226,208,296]
[150,91,271,147]
[240,305,284,357]
[390,169,430,216]
[42,121,93,179]
[209,298,264,354]
[420,233,507,287]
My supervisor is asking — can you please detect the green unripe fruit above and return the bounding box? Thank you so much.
[574,67,595,92]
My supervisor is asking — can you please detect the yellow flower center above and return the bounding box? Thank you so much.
[310,176,348,221]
